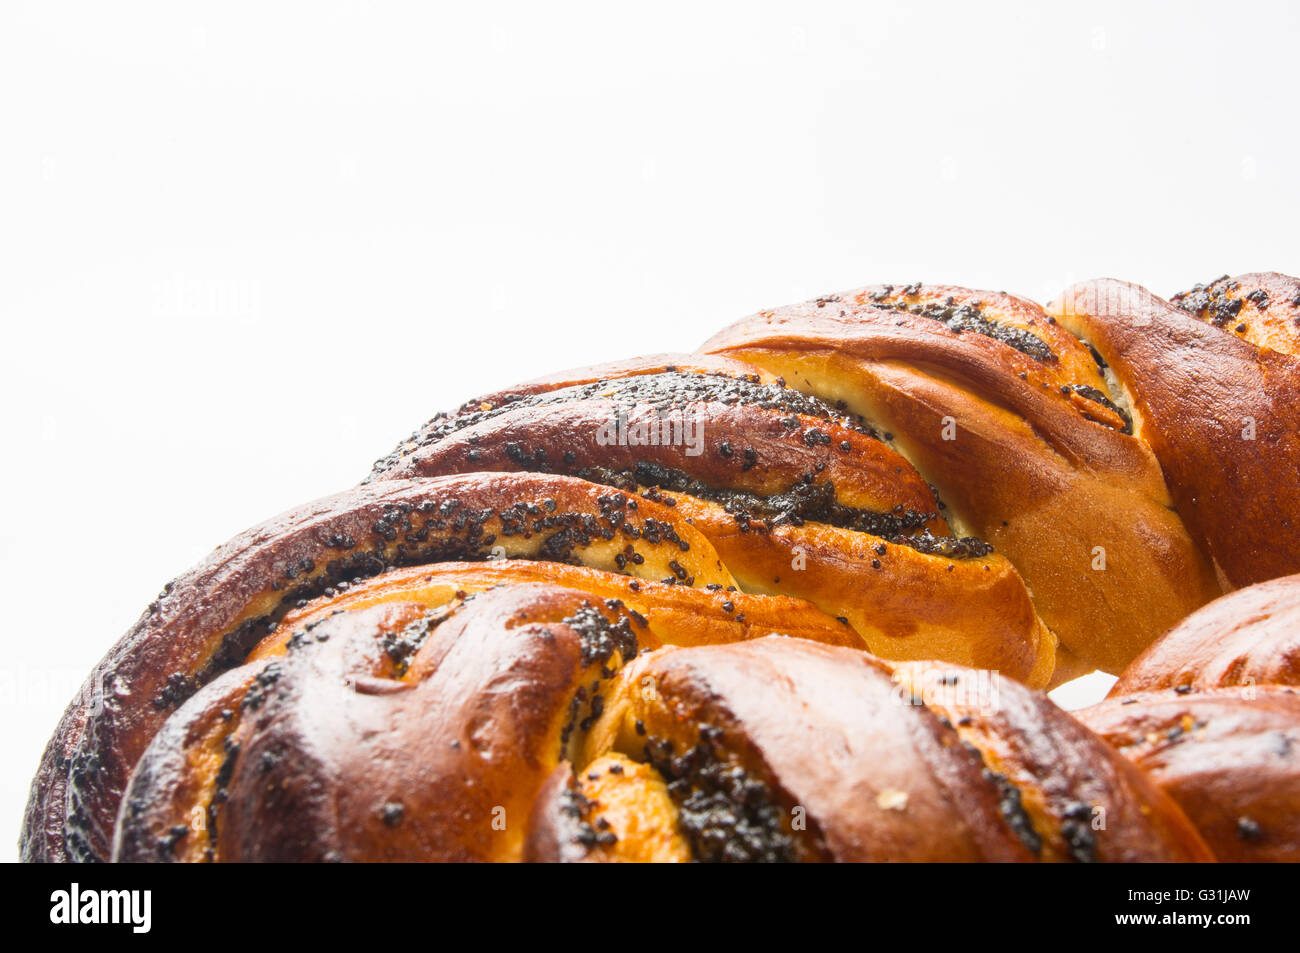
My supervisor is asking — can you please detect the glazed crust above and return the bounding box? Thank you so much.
[244,560,865,660]
[890,661,1213,862]
[1077,687,1300,862]
[589,640,1033,862]
[23,472,735,863]
[1047,275,1300,589]
[525,755,692,863]
[578,642,1208,862]
[701,284,1222,674]
[1169,274,1300,383]
[117,586,652,862]
[1111,572,1300,695]
[110,585,1211,863]
[24,273,1300,864]
[368,368,1055,683]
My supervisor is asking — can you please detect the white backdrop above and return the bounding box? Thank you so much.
[2,1,1297,861]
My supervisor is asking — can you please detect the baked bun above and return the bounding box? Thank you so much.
[111,581,1211,862]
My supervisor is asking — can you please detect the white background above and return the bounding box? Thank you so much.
[2,2,1297,861]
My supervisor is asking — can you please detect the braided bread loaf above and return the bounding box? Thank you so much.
[110,582,1210,862]
[22,273,1300,863]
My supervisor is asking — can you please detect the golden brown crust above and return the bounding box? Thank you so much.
[1048,276,1300,589]
[661,491,1054,681]
[113,655,288,863]
[373,385,941,523]
[247,560,866,659]
[701,284,1222,674]
[890,662,1213,862]
[1110,572,1300,695]
[23,472,732,863]
[368,366,1056,685]
[1170,273,1300,364]
[588,641,1029,861]
[584,639,1208,861]
[1077,687,1300,862]
[113,592,1208,862]
[525,756,691,863]
[117,587,653,861]
[26,273,1300,864]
